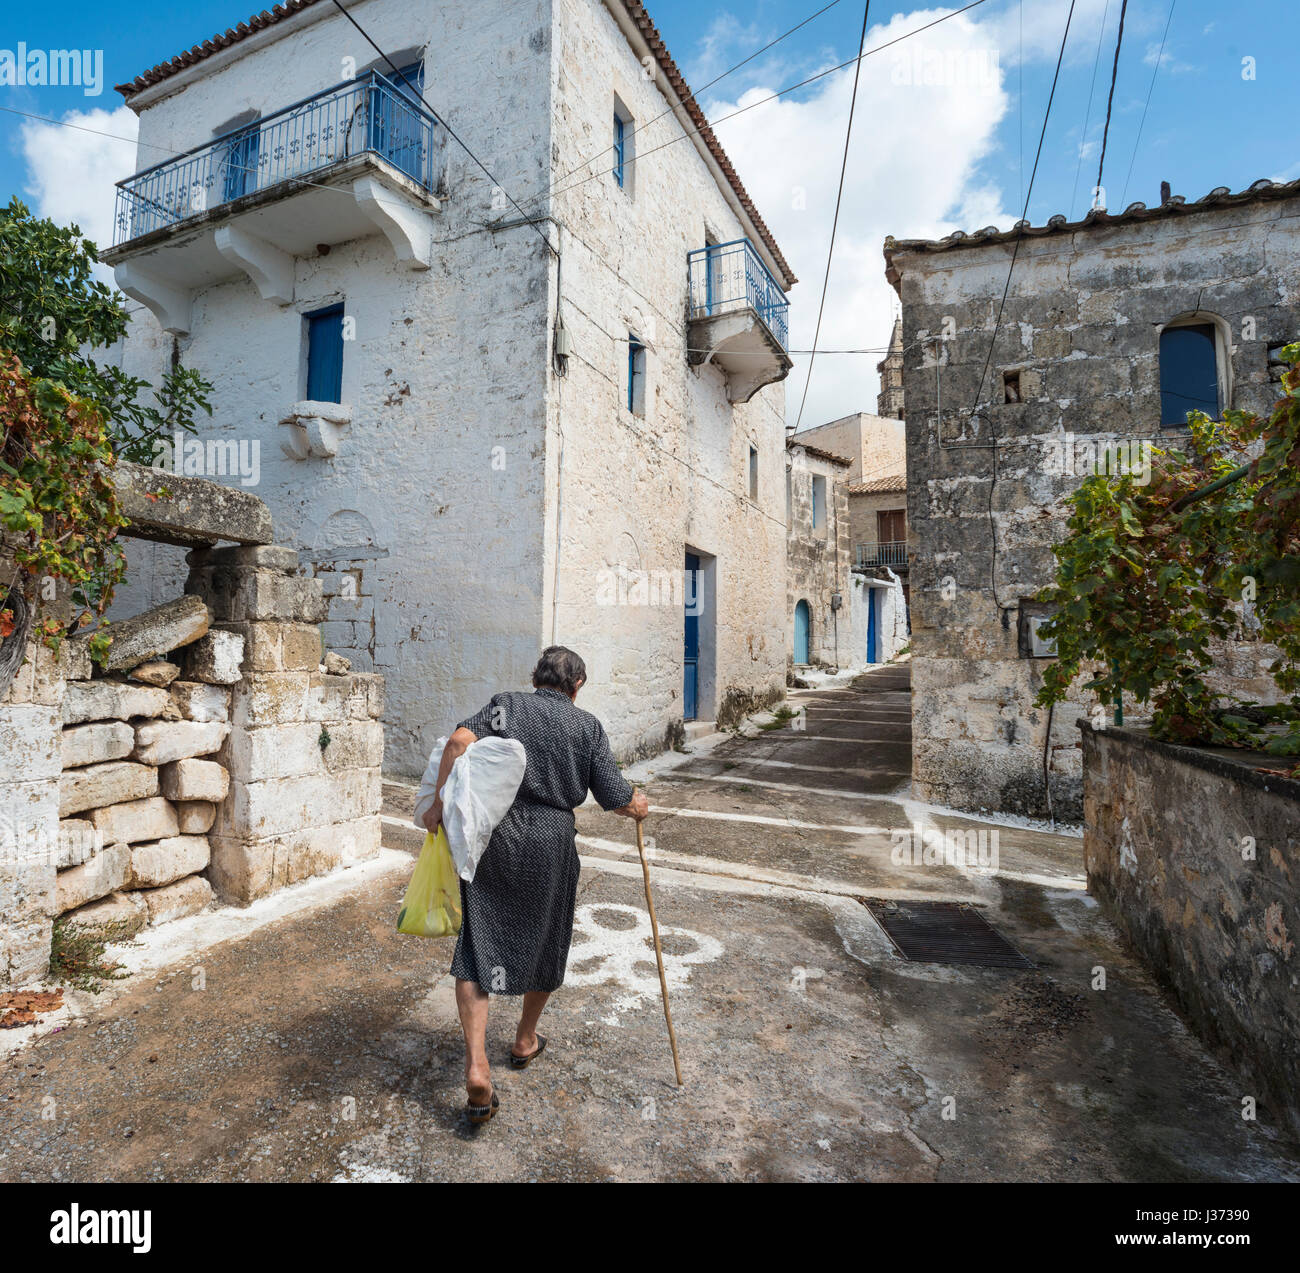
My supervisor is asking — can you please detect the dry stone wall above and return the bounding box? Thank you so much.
[0,544,383,985]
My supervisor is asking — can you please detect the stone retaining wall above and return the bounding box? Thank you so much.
[0,541,383,985]
[1081,724,1300,1135]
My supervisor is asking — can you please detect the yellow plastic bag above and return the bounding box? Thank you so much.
[397,828,462,938]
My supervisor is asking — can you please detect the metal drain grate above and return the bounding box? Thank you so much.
[862,900,1033,969]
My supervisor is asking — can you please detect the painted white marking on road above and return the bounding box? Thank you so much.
[670,770,889,801]
[576,834,982,901]
[704,755,906,780]
[749,734,910,745]
[646,805,894,835]
[566,902,723,1020]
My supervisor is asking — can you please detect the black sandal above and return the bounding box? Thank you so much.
[510,1035,548,1070]
[467,1087,499,1124]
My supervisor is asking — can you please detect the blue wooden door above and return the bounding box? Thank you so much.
[793,600,810,664]
[866,589,878,664]
[683,552,700,720]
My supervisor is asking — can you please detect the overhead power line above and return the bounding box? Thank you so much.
[543,0,995,210]
[1094,0,1129,203]
[1120,0,1177,207]
[328,0,557,258]
[521,0,847,211]
[965,0,1078,615]
[793,0,871,434]
[1068,0,1111,219]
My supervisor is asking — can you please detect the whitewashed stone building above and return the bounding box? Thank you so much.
[105,0,796,774]
[885,178,1300,819]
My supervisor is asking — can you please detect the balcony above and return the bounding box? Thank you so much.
[103,72,446,335]
[855,541,908,571]
[687,238,792,404]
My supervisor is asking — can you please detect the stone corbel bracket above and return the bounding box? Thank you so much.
[352,175,435,270]
[114,261,193,336]
[214,225,295,305]
[279,401,353,460]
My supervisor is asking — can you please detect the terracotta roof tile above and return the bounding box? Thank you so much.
[848,476,906,495]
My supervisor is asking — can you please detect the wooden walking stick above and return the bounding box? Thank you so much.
[636,818,683,1087]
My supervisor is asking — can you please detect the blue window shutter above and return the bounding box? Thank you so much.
[613,114,625,187]
[306,304,345,404]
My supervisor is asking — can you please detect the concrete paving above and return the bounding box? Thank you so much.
[1,664,1298,1182]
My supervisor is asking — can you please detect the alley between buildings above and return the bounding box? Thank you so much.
[1,664,1296,1183]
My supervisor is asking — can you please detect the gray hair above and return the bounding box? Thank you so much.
[532,646,586,695]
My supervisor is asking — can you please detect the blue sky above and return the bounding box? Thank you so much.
[1,0,1291,422]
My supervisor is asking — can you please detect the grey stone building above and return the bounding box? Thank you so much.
[876,317,904,420]
[884,178,1300,819]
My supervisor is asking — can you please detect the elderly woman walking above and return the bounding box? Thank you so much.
[422,646,648,1122]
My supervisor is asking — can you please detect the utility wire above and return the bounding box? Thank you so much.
[520,0,846,211]
[1094,0,1129,204]
[1068,0,1111,219]
[967,0,1078,614]
[544,0,994,209]
[328,0,557,258]
[792,0,871,434]
[1120,0,1176,207]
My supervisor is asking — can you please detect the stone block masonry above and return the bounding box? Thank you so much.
[886,182,1300,818]
[1082,724,1300,1136]
[186,543,383,906]
[1,528,384,983]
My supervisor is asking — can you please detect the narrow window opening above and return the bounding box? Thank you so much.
[305,303,345,404]
[811,474,827,533]
[627,333,646,415]
[612,99,634,192]
[748,445,759,501]
[1002,369,1021,403]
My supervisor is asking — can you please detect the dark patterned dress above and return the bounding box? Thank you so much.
[449,687,634,995]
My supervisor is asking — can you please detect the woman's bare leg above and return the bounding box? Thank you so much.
[513,990,550,1057]
[455,978,492,1102]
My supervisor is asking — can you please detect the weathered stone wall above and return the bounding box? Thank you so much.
[889,188,1300,818]
[786,444,851,668]
[0,640,64,984]
[113,0,794,768]
[186,545,383,904]
[542,0,791,741]
[1,540,383,983]
[1081,725,1300,1136]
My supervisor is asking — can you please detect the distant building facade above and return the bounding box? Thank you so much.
[885,178,1300,818]
[785,439,851,670]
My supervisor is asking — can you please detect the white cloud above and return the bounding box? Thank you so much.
[696,0,1126,428]
[705,6,1018,429]
[19,104,138,259]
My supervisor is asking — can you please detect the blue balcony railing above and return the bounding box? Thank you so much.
[688,238,789,350]
[112,71,444,246]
